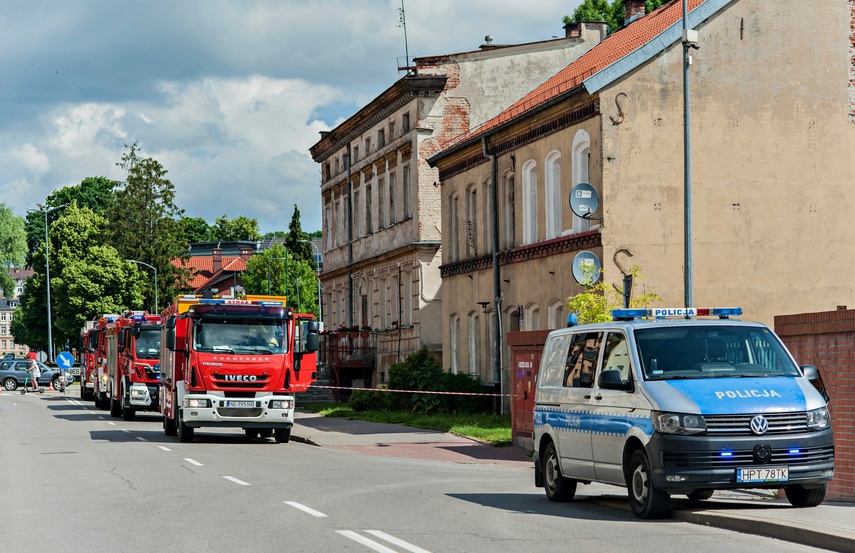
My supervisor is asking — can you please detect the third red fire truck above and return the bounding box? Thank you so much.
[159,294,319,443]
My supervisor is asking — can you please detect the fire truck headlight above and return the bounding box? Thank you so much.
[100,375,109,384]
[130,388,146,398]
[184,398,211,409]
[269,399,293,410]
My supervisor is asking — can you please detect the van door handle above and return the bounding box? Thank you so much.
[594,394,603,400]
[583,393,591,399]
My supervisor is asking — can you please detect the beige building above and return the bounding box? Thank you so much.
[428,0,855,390]
[1,298,27,358]
[309,26,607,385]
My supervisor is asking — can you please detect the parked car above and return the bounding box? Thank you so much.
[0,359,60,391]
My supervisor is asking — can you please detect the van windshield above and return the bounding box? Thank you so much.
[634,325,801,380]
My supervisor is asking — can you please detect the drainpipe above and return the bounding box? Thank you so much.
[482,136,503,415]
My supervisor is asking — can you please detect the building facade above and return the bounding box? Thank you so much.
[429,0,855,392]
[310,26,607,385]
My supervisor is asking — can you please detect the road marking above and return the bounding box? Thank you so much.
[184,458,203,466]
[336,531,402,553]
[98,416,104,420]
[121,429,131,433]
[108,421,116,426]
[158,446,171,452]
[223,476,250,486]
[284,501,328,517]
[136,437,147,442]
[367,530,431,553]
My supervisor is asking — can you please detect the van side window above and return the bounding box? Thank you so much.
[539,334,574,387]
[602,332,632,384]
[563,332,602,388]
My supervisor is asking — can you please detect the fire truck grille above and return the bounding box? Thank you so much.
[212,374,268,389]
[217,408,264,418]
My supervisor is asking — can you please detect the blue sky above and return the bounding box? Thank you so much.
[0,0,580,234]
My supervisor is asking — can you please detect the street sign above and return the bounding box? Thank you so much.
[56,351,75,369]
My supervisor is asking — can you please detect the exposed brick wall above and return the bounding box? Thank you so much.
[776,309,855,499]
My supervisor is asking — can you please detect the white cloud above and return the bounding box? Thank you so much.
[9,144,50,177]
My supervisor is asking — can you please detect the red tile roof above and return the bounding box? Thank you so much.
[443,0,705,150]
[173,256,248,290]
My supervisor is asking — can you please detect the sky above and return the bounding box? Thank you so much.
[1,0,581,235]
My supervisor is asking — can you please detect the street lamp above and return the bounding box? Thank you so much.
[299,239,323,322]
[266,255,288,296]
[127,260,157,313]
[28,203,68,364]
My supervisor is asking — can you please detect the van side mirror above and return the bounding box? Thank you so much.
[598,369,632,391]
[801,364,818,382]
[165,317,176,350]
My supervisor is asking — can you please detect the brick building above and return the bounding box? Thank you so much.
[309,25,606,386]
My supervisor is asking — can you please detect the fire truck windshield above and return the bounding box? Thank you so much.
[193,317,287,354]
[136,328,162,359]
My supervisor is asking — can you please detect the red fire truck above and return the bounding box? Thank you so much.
[105,311,162,421]
[78,321,97,401]
[92,314,121,410]
[159,294,319,443]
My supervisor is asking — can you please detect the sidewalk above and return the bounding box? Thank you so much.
[292,411,855,553]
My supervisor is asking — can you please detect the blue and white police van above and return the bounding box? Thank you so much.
[533,307,834,518]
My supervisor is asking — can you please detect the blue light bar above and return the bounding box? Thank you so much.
[720,451,733,457]
[611,308,650,319]
[258,301,284,306]
[789,449,801,455]
[611,307,743,320]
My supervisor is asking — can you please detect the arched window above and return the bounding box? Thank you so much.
[324,204,332,250]
[468,311,481,376]
[482,177,493,255]
[547,300,565,329]
[466,184,478,257]
[545,150,562,239]
[502,170,515,250]
[525,303,541,331]
[572,129,592,234]
[522,160,538,244]
[450,314,461,374]
[448,192,459,262]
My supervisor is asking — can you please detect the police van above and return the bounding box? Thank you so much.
[533,307,834,519]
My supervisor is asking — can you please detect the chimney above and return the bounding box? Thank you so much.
[624,0,646,26]
[563,22,581,39]
[212,248,222,274]
[239,247,253,261]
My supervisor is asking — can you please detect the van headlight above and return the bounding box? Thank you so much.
[652,412,707,435]
[269,399,293,410]
[806,407,830,430]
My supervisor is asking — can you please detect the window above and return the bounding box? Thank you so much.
[324,206,332,249]
[466,185,477,257]
[448,193,459,261]
[502,170,515,249]
[379,278,387,328]
[547,300,564,329]
[468,312,480,376]
[486,311,496,382]
[563,332,603,388]
[402,112,410,132]
[334,156,340,174]
[402,164,411,219]
[353,145,359,163]
[572,129,591,233]
[603,332,632,384]
[378,177,386,228]
[324,163,331,182]
[353,189,361,237]
[365,184,373,233]
[365,137,371,155]
[389,275,399,327]
[522,160,538,244]
[403,270,412,326]
[450,314,460,374]
[389,173,397,224]
[483,177,493,255]
[525,304,540,331]
[334,196,342,246]
[378,129,385,148]
[389,121,396,140]
[545,151,562,239]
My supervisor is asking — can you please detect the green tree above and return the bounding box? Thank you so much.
[563,0,666,34]
[285,204,313,266]
[566,264,660,324]
[110,143,191,309]
[241,244,318,315]
[213,215,261,242]
[263,230,287,238]
[0,203,27,297]
[24,176,117,264]
[178,216,213,243]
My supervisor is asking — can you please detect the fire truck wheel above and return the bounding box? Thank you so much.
[274,428,290,443]
[110,396,122,418]
[178,412,194,443]
[244,428,259,440]
[259,429,273,439]
[99,395,110,411]
[122,405,136,421]
[163,414,177,436]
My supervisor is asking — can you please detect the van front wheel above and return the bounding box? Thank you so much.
[785,484,826,508]
[627,450,669,518]
[542,442,576,502]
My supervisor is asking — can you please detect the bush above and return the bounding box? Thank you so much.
[348,389,387,412]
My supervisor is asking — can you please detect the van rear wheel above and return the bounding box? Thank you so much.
[785,484,826,507]
[542,442,576,502]
[627,450,669,518]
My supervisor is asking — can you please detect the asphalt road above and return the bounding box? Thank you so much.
[0,393,828,553]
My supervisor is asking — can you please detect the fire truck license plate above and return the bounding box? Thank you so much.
[736,467,788,483]
[225,401,255,408]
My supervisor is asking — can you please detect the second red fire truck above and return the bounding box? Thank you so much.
[105,311,162,421]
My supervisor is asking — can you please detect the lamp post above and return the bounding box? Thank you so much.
[28,203,67,364]
[299,239,323,322]
[127,260,157,313]
[266,256,288,296]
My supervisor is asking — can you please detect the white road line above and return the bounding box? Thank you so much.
[336,531,399,553]
[184,458,203,466]
[158,446,171,452]
[284,501,328,518]
[108,421,116,426]
[223,476,250,486]
[98,416,104,420]
[136,437,147,442]
[367,530,432,553]
[121,429,131,433]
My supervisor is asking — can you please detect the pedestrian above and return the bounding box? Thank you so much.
[26,351,40,392]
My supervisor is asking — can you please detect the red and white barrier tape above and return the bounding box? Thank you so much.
[308,384,509,397]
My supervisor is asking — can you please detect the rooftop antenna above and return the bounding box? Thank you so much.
[397,0,416,75]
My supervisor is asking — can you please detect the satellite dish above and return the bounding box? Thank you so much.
[569,182,599,218]
[572,251,601,285]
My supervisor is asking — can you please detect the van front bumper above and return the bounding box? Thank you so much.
[646,429,834,493]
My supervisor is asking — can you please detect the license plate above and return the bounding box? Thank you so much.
[225,401,255,408]
[736,467,789,483]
